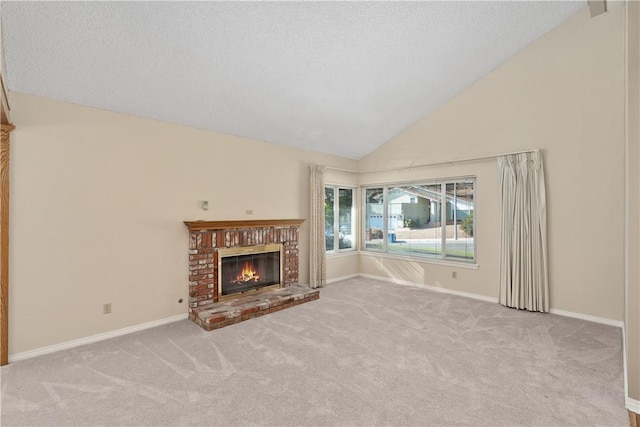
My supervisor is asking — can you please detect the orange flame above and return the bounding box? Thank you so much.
[237,261,260,283]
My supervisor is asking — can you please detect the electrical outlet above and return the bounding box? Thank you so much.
[245,209,253,215]
[103,303,112,314]
[452,271,457,279]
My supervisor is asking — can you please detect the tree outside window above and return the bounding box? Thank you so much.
[325,186,355,252]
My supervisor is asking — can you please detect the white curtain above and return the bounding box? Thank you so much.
[498,151,549,312]
[309,164,326,288]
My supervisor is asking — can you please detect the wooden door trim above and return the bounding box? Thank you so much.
[1,124,15,366]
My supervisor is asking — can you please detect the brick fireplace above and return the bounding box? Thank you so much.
[184,219,319,330]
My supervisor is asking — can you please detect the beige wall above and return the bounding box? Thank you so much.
[358,5,625,321]
[326,254,360,281]
[8,92,357,355]
[626,0,640,404]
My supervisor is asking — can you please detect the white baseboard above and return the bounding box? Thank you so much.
[354,274,624,327]
[326,274,360,284]
[548,308,624,328]
[358,273,499,303]
[8,313,188,363]
[627,397,640,414]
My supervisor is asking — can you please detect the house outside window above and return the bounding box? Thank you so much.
[325,186,355,252]
[363,179,475,262]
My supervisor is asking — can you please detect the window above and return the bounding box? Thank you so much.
[325,186,355,252]
[363,179,475,262]
[364,187,384,250]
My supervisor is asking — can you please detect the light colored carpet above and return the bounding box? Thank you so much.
[0,277,627,426]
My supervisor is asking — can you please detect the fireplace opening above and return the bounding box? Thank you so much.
[218,244,282,299]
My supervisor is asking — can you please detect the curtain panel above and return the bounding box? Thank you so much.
[498,151,549,312]
[309,165,326,288]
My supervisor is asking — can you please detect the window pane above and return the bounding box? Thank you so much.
[338,188,353,249]
[386,184,442,257]
[325,187,335,251]
[364,188,384,251]
[445,182,474,260]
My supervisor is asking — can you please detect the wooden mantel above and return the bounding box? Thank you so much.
[184,219,304,231]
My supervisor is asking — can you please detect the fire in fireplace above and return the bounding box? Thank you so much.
[232,261,261,285]
[218,244,282,299]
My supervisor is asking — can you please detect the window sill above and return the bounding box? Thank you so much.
[326,250,359,259]
[358,250,479,269]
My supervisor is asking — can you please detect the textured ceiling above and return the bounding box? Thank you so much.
[1,1,585,159]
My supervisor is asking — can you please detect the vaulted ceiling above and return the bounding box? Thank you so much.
[1,1,585,159]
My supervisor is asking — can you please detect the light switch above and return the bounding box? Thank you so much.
[202,200,209,210]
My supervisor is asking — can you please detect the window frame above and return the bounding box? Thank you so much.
[361,177,476,264]
[324,184,357,254]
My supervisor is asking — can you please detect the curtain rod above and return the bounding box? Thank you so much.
[326,148,540,175]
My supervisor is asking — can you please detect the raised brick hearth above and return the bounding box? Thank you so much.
[184,219,318,330]
[192,284,319,331]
